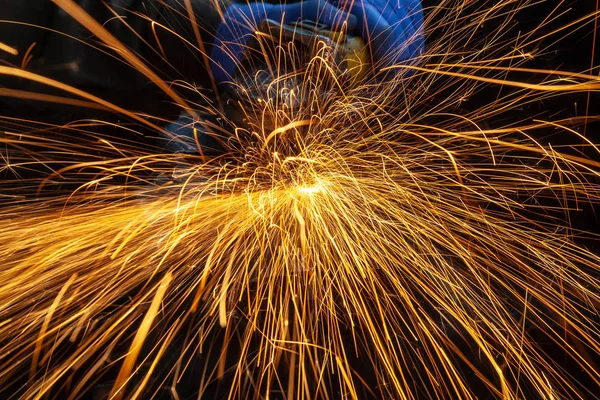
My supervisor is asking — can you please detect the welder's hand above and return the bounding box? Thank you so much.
[341,0,424,73]
[210,0,358,84]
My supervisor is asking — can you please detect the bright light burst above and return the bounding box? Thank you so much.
[1,0,600,399]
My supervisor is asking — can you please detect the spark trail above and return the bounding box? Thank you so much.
[1,0,600,399]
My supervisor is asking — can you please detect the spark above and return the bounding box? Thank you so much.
[296,183,323,195]
[0,41,18,56]
[0,1,599,399]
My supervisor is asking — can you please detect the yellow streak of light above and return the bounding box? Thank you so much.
[30,273,77,379]
[387,64,600,92]
[0,66,164,133]
[0,41,18,56]
[50,0,199,121]
[110,272,172,399]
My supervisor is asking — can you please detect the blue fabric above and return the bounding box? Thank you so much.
[164,114,198,153]
[163,112,221,153]
[344,0,424,71]
[210,0,424,83]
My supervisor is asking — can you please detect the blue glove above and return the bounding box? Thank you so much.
[210,0,357,84]
[343,0,424,73]
[210,0,424,84]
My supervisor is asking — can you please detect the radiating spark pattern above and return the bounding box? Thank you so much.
[0,0,600,399]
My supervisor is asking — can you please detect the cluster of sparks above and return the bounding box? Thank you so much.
[1,0,600,398]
